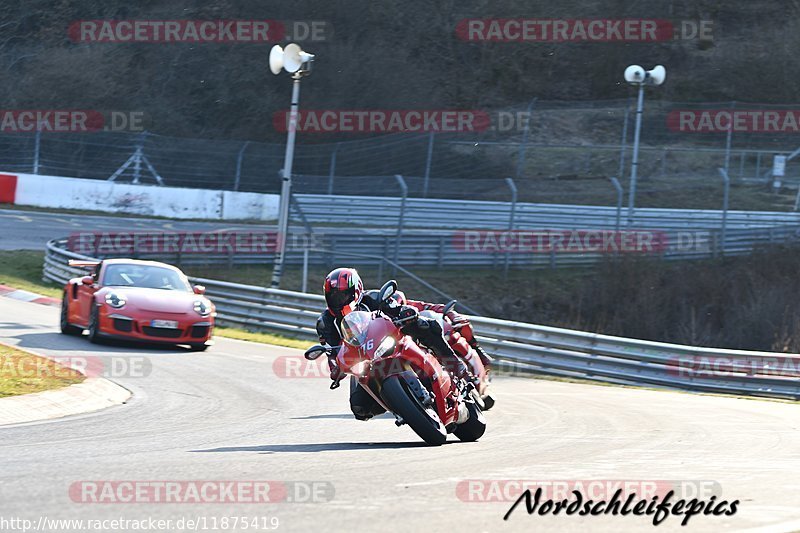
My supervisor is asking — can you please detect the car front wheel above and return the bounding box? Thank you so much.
[87,305,102,344]
[60,294,81,335]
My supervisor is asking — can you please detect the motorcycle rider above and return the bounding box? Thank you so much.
[316,267,470,421]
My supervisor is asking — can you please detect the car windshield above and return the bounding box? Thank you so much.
[102,264,191,291]
[339,310,372,347]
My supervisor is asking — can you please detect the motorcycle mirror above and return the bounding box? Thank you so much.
[443,300,457,315]
[379,279,398,302]
[304,345,327,361]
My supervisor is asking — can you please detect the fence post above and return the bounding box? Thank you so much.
[755,152,762,178]
[515,97,537,181]
[718,168,730,256]
[739,150,745,177]
[617,103,630,182]
[503,177,518,278]
[392,175,408,276]
[233,141,250,191]
[327,143,340,195]
[301,247,309,293]
[423,132,434,198]
[33,129,41,175]
[608,176,623,233]
[132,132,144,184]
[724,101,735,173]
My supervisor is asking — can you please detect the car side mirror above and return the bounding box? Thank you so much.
[379,280,398,302]
[193,285,206,295]
[81,276,94,286]
[304,345,327,361]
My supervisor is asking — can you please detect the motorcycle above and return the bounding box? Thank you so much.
[419,300,495,411]
[304,280,486,446]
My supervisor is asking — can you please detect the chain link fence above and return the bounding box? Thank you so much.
[4,100,800,207]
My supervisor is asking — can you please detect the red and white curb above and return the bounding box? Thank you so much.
[0,286,131,426]
[0,284,60,307]
[0,373,131,426]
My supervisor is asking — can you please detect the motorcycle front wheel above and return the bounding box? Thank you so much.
[381,376,447,446]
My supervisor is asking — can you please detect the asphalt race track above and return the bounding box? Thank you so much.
[1,296,799,532]
[0,208,267,251]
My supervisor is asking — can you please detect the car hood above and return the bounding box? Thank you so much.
[102,287,204,313]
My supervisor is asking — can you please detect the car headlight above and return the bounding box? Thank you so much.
[373,337,396,359]
[104,293,126,308]
[193,300,211,316]
[350,360,370,376]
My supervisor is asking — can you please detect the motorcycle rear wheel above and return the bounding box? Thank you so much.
[381,376,447,446]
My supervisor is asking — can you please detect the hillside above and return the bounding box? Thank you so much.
[2,1,799,141]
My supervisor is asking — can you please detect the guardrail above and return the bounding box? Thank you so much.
[293,194,800,230]
[43,238,800,400]
[48,220,800,273]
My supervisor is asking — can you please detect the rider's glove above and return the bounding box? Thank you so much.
[327,354,343,387]
[393,305,419,326]
[446,311,469,328]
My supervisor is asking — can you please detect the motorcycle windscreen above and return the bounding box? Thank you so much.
[340,310,372,347]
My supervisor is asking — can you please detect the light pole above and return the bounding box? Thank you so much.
[268,43,315,288]
[623,64,666,225]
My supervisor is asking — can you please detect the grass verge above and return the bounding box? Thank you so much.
[0,250,62,298]
[213,326,312,350]
[0,342,85,398]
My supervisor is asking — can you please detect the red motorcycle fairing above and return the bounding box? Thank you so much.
[335,311,461,428]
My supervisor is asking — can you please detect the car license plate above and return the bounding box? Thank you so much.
[151,319,179,329]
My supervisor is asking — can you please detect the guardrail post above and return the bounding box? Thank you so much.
[423,132,434,198]
[392,175,408,276]
[327,143,340,195]
[233,141,250,191]
[504,177,518,278]
[718,168,730,255]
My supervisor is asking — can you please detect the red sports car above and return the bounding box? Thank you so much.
[60,258,215,351]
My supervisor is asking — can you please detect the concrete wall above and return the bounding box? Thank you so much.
[3,172,279,220]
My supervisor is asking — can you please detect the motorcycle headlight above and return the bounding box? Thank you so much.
[193,300,211,316]
[104,292,126,308]
[350,360,370,376]
[373,337,396,359]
